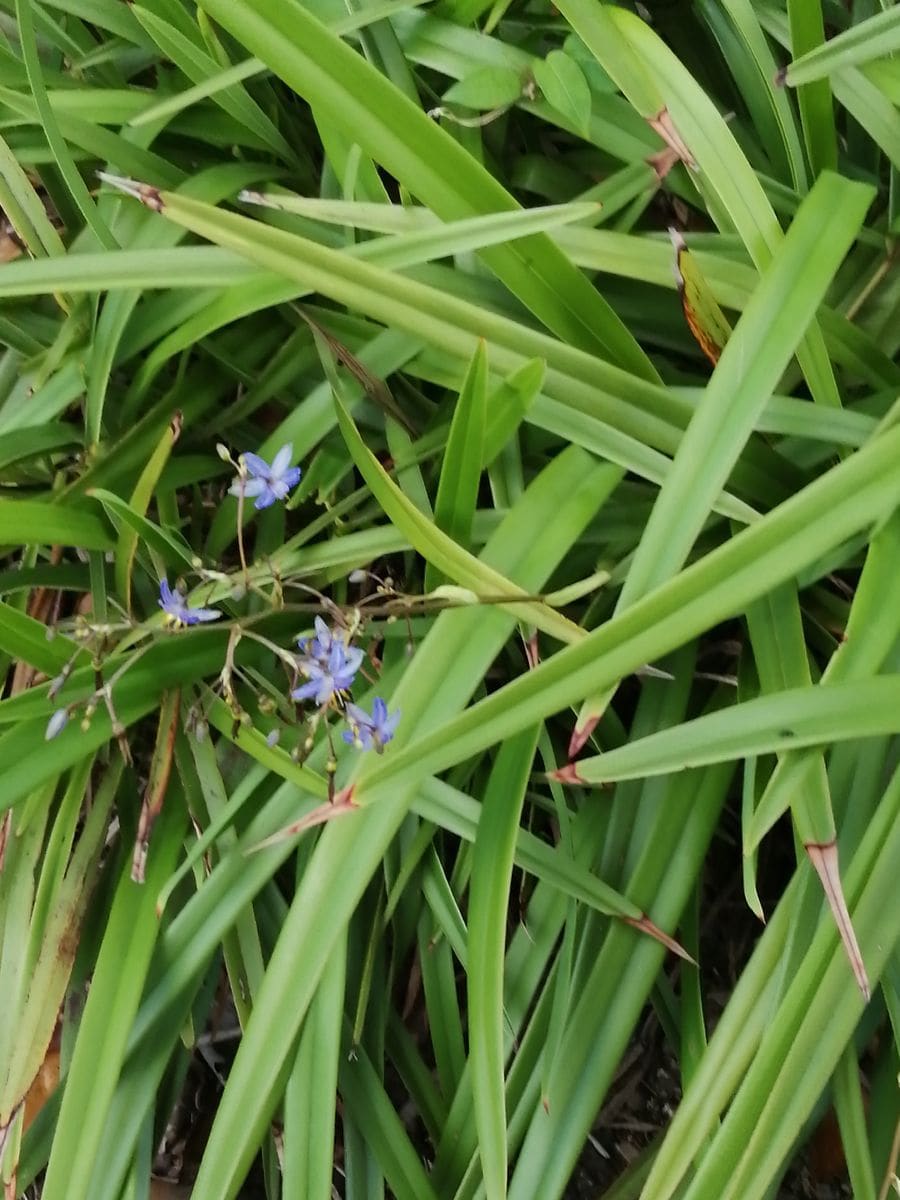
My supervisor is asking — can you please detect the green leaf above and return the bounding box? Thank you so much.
[426,340,488,590]
[196,0,657,380]
[784,5,900,86]
[89,489,195,575]
[482,358,544,468]
[444,65,523,109]
[0,602,82,678]
[354,422,900,800]
[786,0,837,172]
[532,50,592,134]
[0,424,81,471]
[0,499,113,551]
[114,415,181,614]
[573,170,872,744]
[469,725,541,1200]
[566,678,900,784]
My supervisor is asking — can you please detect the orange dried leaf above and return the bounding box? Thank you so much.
[648,107,697,169]
[670,227,732,366]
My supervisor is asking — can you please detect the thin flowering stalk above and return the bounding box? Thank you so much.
[242,628,305,673]
[218,626,243,715]
[47,650,82,701]
[99,683,132,765]
[235,482,250,588]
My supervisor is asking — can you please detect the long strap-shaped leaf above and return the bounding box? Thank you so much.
[560,678,900,784]
[554,0,840,410]
[747,509,900,848]
[358,423,900,799]
[195,0,657,382]
[96,181,775,529]
[334,392,593,646]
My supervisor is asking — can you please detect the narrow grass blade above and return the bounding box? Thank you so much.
[196,0,658,380]
[40,794,187,1200]
[786,0,837,172]
[561,678,900,784]
[469,725,540,1200]
[0,500,113,551]
[425,341,487,590]
[783,6,900,86]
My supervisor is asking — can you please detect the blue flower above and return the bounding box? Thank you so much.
[292,641,364,706]
[229,443,301,510]
[297,616,334,664]
[342,697,400,753]
[158,579,221,626]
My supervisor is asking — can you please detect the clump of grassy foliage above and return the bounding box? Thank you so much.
[0,1,899,1198]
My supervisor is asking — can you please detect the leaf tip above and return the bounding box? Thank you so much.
[96,171,164,212]
[549,763,585,785]
[805,840,871,1001]
[524,632,540,670]
[624,913,695,964]
[568,714,599,759]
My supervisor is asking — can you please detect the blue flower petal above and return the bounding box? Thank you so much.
[292,679,320,701]
[253,487,278,510]
[271,443,294,476]
[186,606,222,624]
[243,451,271,478]
[230,477,267,499]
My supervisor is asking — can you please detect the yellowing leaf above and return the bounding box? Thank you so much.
[670,228,732,365]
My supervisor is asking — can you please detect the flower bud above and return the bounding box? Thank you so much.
[45,709,69,740]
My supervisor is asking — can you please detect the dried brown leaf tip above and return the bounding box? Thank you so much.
[248,786,359,853]
[549,762,586,785]
[647,145,681,183]
[568,713,599,759]
[96,171,164,212]
[647,107,697,176]
[624,913,696,964]
[524,632,540,670]
[805,840,871,1001]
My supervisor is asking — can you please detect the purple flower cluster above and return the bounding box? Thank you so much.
[292,639,364,706]
[292,616,400,752]
[46,449,400,755]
